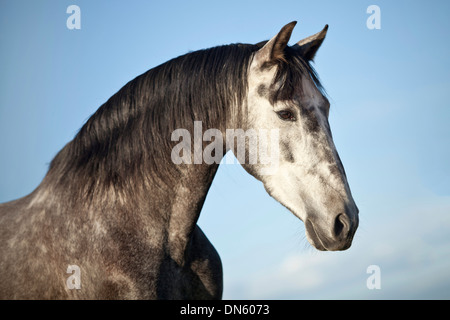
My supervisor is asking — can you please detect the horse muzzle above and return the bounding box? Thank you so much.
[305,209,359,251]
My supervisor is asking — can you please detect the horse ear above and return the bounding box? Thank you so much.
[294,24,328,61]
[254,21,297,67]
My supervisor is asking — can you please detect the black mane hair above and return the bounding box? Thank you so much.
[45,42,323,203]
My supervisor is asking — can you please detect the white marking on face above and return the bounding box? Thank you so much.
[245,53,357,250]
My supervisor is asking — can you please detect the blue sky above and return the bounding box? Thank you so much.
[1,0,449,299]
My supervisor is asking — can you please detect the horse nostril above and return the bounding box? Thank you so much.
[333,213,350,239]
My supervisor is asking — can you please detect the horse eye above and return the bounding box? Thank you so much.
[277,110,295,121]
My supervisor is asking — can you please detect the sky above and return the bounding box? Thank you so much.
[1,0,450,299]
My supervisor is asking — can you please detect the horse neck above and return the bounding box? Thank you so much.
[166,97,248,264]
[167,162,220,265]
[166,94,248,262]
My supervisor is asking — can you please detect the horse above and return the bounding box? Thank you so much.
[0,21,358,299]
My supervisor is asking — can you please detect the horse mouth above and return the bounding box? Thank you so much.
[305,220,327,251]
[304,219,353,251]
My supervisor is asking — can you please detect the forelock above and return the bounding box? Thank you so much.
[269,46,325,105]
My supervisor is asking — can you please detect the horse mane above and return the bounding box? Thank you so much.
[43,42,323,204]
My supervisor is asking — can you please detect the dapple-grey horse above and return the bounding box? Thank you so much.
[0,21,358,299]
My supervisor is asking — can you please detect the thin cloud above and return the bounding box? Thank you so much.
[224,196,450,299]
